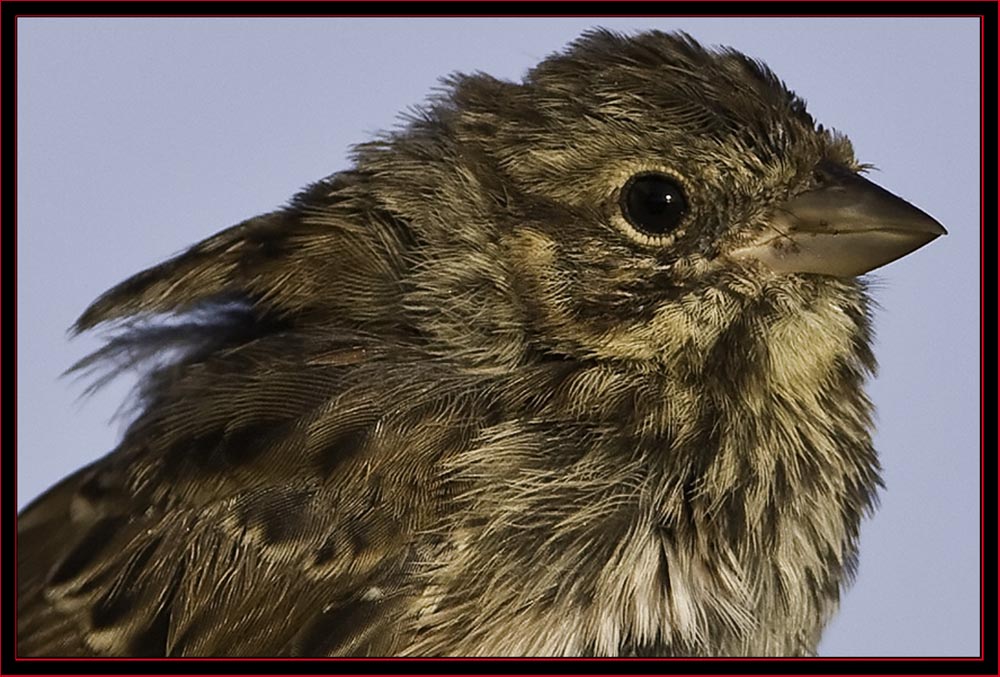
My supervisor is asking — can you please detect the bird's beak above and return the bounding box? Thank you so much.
[730,161,947,277]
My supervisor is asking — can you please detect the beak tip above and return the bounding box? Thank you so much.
[918,212,948,238]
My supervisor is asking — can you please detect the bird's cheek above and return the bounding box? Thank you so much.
[667,255,714,280]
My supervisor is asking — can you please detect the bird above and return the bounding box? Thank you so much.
[17,29,946,657]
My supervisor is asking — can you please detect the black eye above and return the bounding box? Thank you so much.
[619,173,688,236]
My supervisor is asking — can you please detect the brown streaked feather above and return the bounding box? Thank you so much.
[74,173,411,335]
[20,29,912,657]
[19,336,493,656]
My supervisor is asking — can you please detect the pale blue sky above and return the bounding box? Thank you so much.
[16,18,981,657]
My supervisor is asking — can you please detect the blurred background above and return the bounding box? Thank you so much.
[16,17,981,657]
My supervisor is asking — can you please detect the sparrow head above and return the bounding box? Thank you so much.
[365,29,945,372]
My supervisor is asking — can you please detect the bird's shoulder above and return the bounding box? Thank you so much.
[17,337,495,657]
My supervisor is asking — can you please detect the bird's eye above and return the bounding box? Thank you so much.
[619,173,688,236]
